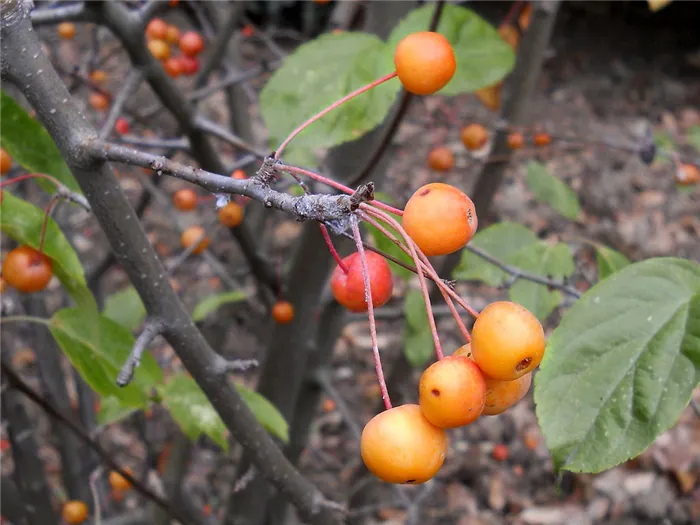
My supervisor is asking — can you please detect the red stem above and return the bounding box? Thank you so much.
[350,215,392,411]
[503,0,524,26]
[275,72,399,160]
[0,172,61,191]
[320,224,348,274]
[39,195,59,255]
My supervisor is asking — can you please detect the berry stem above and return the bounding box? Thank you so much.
[274,71,398,160]
[350,214,392,411]
[0,172,62,190]
[38,194,59,255]
[320,224,349,274]
[280,164,404,216]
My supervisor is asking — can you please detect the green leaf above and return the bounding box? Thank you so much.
[103,286,146,332]
[383,4,516,95]
[0,191,95,312]
[687,125,700,153]
[653,131,674,165]
[535,258,700,473]
[595,245,631,280]
[234,384,289,444]
[365,219,413,281]
[507,242,575,321]
[49,309,163,408]
[192,290,246,322]
[260,32,396,168]
[0,91,79,192]
[403,289,434,367]
[453,222,537,286]
[525,161,581,220]
[97,396,138,426]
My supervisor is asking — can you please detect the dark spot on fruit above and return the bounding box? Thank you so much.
[431,389,440,397]
[406,479,416,484]
[419,189,431,197]
[516,357,532,372]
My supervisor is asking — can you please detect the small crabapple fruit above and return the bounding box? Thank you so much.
[114,118,129,135]
[519,3,533,31]
[218,201,244,228]
[492,444,509,461]
[419,355,486,428]
[0,148,13,175]
[173,189,198,211]
[89,92,109,111]
[90,70,107,84]
[180,226,210,254]
[2,246,53,293]
[533,132,552,147]
[231,169,251,204]
[461,123,489,151]
[109,467,133,492]
[178,55,200,75]
[471,301,545,380]
[165,25,181,45]
[164,57,183,77]
[402,183,478,256]
[146,18,168,41]
[179,31,204,57]
[394,32,456,95]
[57,22,76,39]
[675,163,699,186]
[427,146,454,171]
[272,301,294,324]
[330,251,393,313]
[148,39,170,61]
[62,500,88,524]
[507,132,525,150]
[361,404,447,484]
[242,24,255,38]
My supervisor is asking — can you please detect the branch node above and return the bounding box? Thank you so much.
[349,182,374,210]
[311,491,347,516]
[117,321,162,387]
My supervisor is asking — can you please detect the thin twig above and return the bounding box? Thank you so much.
[99,69,144,140]
[117,320,163,387]
[195,116,267,158]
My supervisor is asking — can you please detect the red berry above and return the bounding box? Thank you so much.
[330,252,393,313]
[492,444,509,461]
[146,18,168,41]
[173,189,198,211]
[164,57,183,77]
[114,118,129,135]
[179,31,204,57]
[178,55,200,75]
[272,301,294,324]
[2,246,53,293]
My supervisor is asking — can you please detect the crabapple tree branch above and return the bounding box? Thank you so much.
[1,4,343,523]
[117,319,163,386]
[29,2,97,26]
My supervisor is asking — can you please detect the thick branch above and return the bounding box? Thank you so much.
[30,2,97,25]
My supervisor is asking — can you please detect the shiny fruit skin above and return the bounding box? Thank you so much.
[173,189,198,211]
[114,118,129,135]
[461,124,489,151]
[164,57,184,77]
[109,467,133,492]
[675,164,699,186]
[166,25,181,45]
[89,92,109,111]
[498,24,519,50]
[394,32,456,96]
[507,132,524,150]
[427,146,454,171]
[471,301,545,380]
[533,132,552,147]
[218,202,244,227]
[402,183,478,257]
[179,31,204,57]
[180,226,210,254]
[330,252,393,313]
[57,22,76,39]
[361,404,447,484]
[0,148,13,175]
[90,70,107,84]
[62,500,88,524]
[483,372,531,415]
[272,301,294,324]
[148,39,170,61]
[419,355,486,428]
[146,18,168,41]
[2,246,53,293]
[178,55,200,75]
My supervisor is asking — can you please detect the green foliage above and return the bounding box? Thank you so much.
[97,396,138,426]
[535,258,700,473]
[595,244,630,280]
[525,161,581,220]
[192,290,247,322]
[404,289,434,367]
[653,131,674,165]
[453,223,574,320]
[103,286,146,332]
[383,4,515,95]
[0,191,95,312]
[260,4,515,167]
[687,125,700,152]
[0,90,79,192]
[49,309,163,408]
[365,219,413,281]
[234,383,290,444]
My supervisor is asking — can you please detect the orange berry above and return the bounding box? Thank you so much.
[461,123,489,151]
[62,500,88,524]
[507,132,524,150]
[179,31,204,57]
[89,92,109,111]
[148,39,170,61]
[165,25,181,45]
[109,467,133,492]
[427,146,454,171]
[394,32,456,96]
[498,24,519,50]
[361,404,447,484]
[322,398,336,412]
[402,183,478,256]
[474,83,502,111]
[2,246,53,293]
[173,189,198,211]
[146,18,168,41]
[484,372,532,415]
[419,355,486,428]
[330,251,393,313]
[471,301,545,381]
[675,164,699,186]
[272,300,294,324]
[492,444,509,461]
[114,118,129,135]
[533,132,552,147]
[164,57,183,77]
[218,201,244,228]
[518,3,533,31]
[0,148,13,175]
[180,226,210,254]
[232,169,246,180]
[90,70,107,84]
[57,22,76,39]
